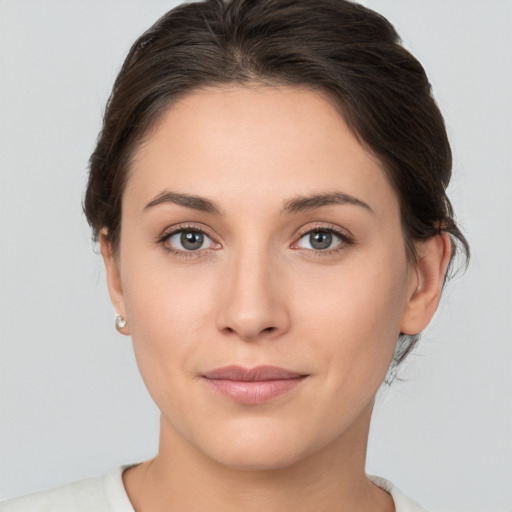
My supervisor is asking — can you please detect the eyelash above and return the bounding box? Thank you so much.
[156,223,354,259]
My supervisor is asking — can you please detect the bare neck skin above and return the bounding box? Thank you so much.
[123,401,394,512]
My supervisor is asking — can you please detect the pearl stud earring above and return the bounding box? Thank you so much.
[115,315,127,333]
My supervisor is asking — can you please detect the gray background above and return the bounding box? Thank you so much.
[0,1,511,510]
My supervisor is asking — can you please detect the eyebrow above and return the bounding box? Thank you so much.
[143,189,374,216]
[281,192,374,215]
[143,191,222,215]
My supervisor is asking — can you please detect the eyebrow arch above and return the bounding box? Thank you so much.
[143,190,222,215]
[281,192,374,215]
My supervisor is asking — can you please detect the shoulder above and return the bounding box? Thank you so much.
[0,466,135,512]
[0,476,107,512]
[368,474,429,512]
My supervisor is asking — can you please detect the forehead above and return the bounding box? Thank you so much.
[126,85,397,218]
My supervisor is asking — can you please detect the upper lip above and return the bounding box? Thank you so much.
[202,365,306,381]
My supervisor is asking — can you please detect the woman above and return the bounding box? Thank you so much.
[0,0,469,511]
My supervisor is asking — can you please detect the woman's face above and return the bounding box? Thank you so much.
[105,85,421,469]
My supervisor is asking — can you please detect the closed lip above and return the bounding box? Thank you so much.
[201,365,308,404]
[202,365,307,381]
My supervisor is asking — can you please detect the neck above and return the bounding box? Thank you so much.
[123,402,394,512]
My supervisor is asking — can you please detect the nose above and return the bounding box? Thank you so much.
[215,245,290,342]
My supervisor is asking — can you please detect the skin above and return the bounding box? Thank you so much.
[101,85,451,512]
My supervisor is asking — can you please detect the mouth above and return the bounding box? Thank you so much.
[201,365,308,405]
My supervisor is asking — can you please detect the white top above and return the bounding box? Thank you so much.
[0,466,427,512]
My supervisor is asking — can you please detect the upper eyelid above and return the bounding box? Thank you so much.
[295,223,352,240]
[159,223,216,240]
[160,224,348,237]
[297,230,344,244]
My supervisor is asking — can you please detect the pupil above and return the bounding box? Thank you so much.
[310,231,332,250]
[181,231,203,250]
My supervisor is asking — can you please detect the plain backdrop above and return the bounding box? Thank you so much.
[0,1,511,510]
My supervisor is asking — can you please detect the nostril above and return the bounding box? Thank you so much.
[221,324,278,340]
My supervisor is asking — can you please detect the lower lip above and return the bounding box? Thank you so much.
[203,377,307,405]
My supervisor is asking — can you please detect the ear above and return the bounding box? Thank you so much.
[100,229,130,335]
[400,232,452,335]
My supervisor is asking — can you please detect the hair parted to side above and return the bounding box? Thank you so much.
[84,0,469,372]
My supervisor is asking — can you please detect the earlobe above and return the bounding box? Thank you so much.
[99,229,130,335]
[400,232,452,335]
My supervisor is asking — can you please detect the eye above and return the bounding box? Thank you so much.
[163,228,219,253]
[293,228,351,252]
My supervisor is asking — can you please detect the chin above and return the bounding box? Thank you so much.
[208,442,308,472]
[189,419,329,472]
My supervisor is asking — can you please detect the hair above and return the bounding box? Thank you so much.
[84,0,469,373]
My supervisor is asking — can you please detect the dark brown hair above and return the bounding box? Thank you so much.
[84,0,469,371]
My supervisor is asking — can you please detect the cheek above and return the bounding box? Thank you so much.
[118,248,221,404]
[295,248,410,380]
[123,264,219,350]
